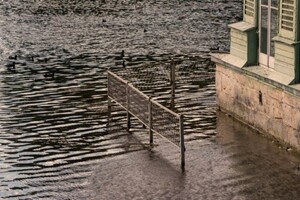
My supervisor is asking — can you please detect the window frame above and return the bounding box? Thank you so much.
[258,0,279,68]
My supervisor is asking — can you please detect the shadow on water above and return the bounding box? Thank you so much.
[77,112,300,200]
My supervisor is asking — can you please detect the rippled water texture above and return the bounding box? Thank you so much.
[1,0,300,199]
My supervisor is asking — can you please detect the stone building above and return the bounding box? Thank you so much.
[211,0,300,150]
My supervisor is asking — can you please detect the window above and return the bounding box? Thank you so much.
[259,0,278,68]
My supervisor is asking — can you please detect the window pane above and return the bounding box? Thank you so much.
[271,9,278,57]
[261,0,268,5]
[271,0,278,8]
[260,7,268,54]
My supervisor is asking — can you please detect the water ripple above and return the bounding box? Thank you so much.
[0,0,244,199]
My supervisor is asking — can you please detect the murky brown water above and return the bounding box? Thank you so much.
[1,0,300,199]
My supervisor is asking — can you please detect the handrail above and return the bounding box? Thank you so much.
[128,83,149,100]
[151,99,180,118]
[107,70,128,84]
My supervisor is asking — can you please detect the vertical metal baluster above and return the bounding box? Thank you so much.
[149,97,153,146]
[107,72,112,131]
[107,98,111,130]
[179,114,185,169]
[170,61,176,110]
[126,82,131,132]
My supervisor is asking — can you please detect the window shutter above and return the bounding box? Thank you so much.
[280,0,295,39]
[245,0,255,17]
[244,0,256,25]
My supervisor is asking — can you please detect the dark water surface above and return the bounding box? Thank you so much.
[1,0,300,199]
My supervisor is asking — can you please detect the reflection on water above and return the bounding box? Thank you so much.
[1,0,300,199]
[85,112,300,200]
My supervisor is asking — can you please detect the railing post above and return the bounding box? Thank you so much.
[126,82,131,132]
[179,114,185,169]
[107,71,111,131]
[170,61,176,110]
[148,97,153,146]
[107,97,112,130]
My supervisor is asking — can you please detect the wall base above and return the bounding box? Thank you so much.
[214,58,300,151]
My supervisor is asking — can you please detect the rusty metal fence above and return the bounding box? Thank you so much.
[107,71,185,168]
[107,71,127,108]
[127,85,149,126]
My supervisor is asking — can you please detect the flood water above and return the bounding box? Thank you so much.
[1,0,300,199]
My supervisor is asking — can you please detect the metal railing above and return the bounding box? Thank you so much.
[107,71,185,168]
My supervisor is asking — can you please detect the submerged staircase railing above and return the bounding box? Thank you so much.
[107,70,185,168]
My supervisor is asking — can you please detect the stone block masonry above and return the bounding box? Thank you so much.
[216,64,300,150]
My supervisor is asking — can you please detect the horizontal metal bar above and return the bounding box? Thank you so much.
[128,83,149,100]
[151,129,180,149]
[107,70,128,84]
[110,95,180,149]
[151,99,180,118]
[109,96,149,127]
[108,96,127,111]
[128,111,149,128]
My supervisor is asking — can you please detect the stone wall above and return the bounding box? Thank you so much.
[216,64,300,150]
